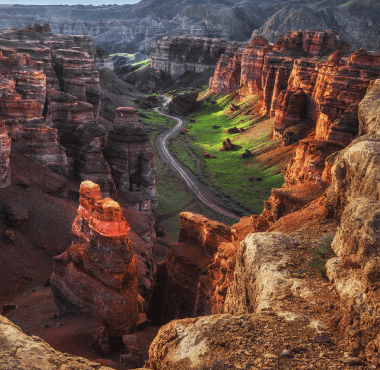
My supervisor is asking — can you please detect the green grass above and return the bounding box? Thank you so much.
[169,138,197,173]
[339,1,351,7]
[141,103,233,241]
[185,93,284,214]
[130,58,150,72]
[308,235,335,277]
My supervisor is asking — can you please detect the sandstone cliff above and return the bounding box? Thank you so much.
[147,212,232,325]
[150,35,245,80]
[0,26,157,209]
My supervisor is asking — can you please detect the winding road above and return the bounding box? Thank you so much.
[154,100,241,222]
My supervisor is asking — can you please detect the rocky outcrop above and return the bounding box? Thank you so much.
[0,50,69,176]
[167,92,199,115]
[150,35,245,80]
[0,314,115,370]
[105,107,157,211]
[51,181,139,339]
[0,27,157,203]
[147,212,231,325]
[145,308,341,370]
[52,48,100,117]
[210,31,380,148]
[0,122,11,188]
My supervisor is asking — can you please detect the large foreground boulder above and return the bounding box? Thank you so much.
[0,315,114,370]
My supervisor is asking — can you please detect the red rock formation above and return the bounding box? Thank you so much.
[239,36,272,97]
[147,212,232,324]
[210,31,380,148]
[0,50,69,176]
[0,122,11,188]
[105,107,157,211]
[52,49,100,117]
[210,51,243,94]
[51,181,139,338]
[313,49,380,145]
[273,87,307,134]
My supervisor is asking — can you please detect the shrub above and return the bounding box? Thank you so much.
[307,235,334,277]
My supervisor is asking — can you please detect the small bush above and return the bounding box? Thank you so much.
[308,235,334,277]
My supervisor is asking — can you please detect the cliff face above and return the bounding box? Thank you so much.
[211,31,380,150]
[0,26,157,210]
[150,35,245,80]
[147,212,232,325]
[105,107,157,211]
[51,181,139,342]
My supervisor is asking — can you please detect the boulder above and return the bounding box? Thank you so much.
[167,92,199,115]
[220,138,234,151]
[0,314,114,370]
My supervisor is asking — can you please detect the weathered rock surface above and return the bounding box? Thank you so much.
[0,314,114,370]
[105,107,157,211]
[150,36,245,81]
[224,233,312,315]
[144,311,343,370]
[167,92,199,115]
[147,212,231,325]
[358,78,380,135]
[51,181,139,338]
[325,131,380,219]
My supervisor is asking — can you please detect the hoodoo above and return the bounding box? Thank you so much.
[51,181,139,348]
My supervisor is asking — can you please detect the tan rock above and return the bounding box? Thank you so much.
[358,79,380,135]
[224,232,313,314]
[0,315,113,370]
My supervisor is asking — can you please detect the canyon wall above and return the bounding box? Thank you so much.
[0,26,157,211]
[150,35,245,80]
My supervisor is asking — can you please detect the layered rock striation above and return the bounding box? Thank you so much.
[150,35,245,80]
[0,26,157,206]
[51,181,139,338]
[147,212,232,325]
[105,107,157,211]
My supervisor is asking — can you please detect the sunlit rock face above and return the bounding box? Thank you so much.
[0,122,11,188]
[51,181,139,337]
[0,49,69,176]
[105,107,157,211]
[0,314,115,370]
[210,30,380,147]
[147,212,232,325]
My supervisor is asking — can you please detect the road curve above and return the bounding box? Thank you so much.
[154,104,241,221]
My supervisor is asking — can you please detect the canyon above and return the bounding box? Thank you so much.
[3,16,380,370]
[0,0,378,56]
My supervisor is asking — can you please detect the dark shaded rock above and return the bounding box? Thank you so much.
[167,92,200,115]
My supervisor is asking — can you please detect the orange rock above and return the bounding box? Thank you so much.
[51,181,138,343]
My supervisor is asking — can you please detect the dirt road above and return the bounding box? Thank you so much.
[154,103,241,221]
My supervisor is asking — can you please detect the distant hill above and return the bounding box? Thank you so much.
[0,0,379,53]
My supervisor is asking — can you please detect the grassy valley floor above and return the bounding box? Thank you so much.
[168,90,292,215]
[139,106,234,244]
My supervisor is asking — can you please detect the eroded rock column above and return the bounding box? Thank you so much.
[51,181,139,339]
